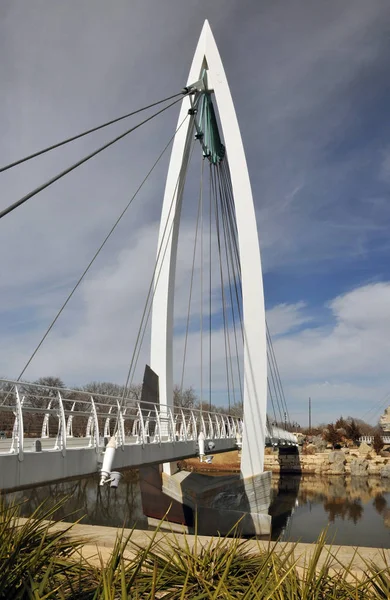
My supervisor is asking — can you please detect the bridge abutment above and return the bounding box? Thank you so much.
[162,470,272,536]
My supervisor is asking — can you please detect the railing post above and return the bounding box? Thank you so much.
[116,401,125,449]
[208,414,214,439]
[66,402,75,438]
[104,406,112,438]
[190,410,197,441]
[144,411,151,439]
[90,397,100,451]
[14,386,24,461]
[168,407,176,442]
[201,414,206,437]
[132,418,140,443]
[214,415,221,438]
[55,392,67,456]
[137,403,146,447]
[154,406,162,444]
[218,415,226,439]
[41,399,52,439]
[180,409,188,441]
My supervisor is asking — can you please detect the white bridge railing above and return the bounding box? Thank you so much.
[0,379,244,459]
[359,435,390,444]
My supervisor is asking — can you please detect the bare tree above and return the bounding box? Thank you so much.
[173,385,198,409]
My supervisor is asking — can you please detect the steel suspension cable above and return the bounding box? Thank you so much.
[14,114,190,384]
[179,158,204,392]
[211,164,233,411]
[120,132,198,407]
[215,163,242,406]
[216,164,243,404]
[200,152,204,412]
[220,161,243,328]
[220,159,286,426]
[0,92,187,174]
[221,159,292,427]
[267,346,285,427]
[266,323,291,427]
[0,94,188,221]
[209,163,212,410]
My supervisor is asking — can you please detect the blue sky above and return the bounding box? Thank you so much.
[1,1,390,426]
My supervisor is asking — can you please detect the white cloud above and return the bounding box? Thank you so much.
[266,302,312,337]
[271,283,390,423]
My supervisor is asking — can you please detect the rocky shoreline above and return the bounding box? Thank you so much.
[178,445,390,478]
[264,443,390,477]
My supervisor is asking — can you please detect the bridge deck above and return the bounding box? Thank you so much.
[0,380,296,491]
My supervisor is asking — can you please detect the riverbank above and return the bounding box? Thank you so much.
[265,447,390,476]
[179,447,390,477]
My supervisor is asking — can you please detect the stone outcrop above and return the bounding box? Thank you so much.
[358,442,371,456]
[350,458,369,477]
[305,444,317,455]
[381,465,390,478]
[264,448,389,477]
[328,451,346,474]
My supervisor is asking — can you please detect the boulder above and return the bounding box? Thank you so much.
[381,465,390,478]
[358,442,371,456]
[350,458,369,477]
[305,444,317,455]
[328,451,346,474]
[310,435,328,452]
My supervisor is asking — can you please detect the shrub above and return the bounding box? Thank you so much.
[346,419,361,444]
[324,423,343,448]
[373,432,384,454]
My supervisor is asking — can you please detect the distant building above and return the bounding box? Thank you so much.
[380,407,390,432]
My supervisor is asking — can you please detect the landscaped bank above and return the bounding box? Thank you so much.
[179,445,390,477]
[4,500,390,599]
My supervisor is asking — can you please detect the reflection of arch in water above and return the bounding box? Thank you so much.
[268,475,301,540]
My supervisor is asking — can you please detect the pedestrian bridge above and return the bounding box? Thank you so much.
[0,379,297,491]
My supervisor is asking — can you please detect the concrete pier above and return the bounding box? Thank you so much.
[162,470,272,536]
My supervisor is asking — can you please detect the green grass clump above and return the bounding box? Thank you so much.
[1,498,390,599]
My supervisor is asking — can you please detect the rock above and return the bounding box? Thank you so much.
[351,458,369,476]
[328,451,346,474]
[368,462,381,475]
[381,465,390,478]
[305,444,317,455]
[310,435,328,452]
[358,442,371,456]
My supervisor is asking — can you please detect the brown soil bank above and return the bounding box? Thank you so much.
[178,450,240,473]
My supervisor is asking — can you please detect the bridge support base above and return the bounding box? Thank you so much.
[162,470,272,536]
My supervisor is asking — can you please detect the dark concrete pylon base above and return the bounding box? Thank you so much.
[162,469,272,536]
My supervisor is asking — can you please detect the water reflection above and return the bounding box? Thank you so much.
[269,475,301,540]
[4,471,148,530]
[4,470,390,547]
[270,475,390,547]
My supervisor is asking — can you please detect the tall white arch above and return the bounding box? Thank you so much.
[150,20,267,479]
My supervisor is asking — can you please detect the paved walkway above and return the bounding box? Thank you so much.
[38,520,390,575]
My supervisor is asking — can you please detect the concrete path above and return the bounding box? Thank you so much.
[35,519,390,575]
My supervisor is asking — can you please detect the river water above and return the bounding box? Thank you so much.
[4,470,390,548]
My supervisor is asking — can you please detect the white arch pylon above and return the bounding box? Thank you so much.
[150,20,267,479]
